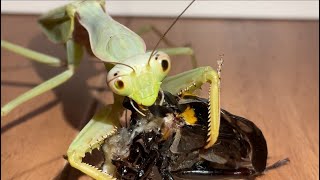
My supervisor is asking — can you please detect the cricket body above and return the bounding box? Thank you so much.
[1,0,221,179]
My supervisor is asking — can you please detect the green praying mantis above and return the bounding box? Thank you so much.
[1,0,222,179]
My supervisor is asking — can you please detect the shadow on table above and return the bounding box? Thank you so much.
[1,33,108,134]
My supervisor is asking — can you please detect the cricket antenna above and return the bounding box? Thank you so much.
[148,0,195,64]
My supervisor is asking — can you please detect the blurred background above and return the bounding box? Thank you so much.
[1,1,319,180]
[1,1,319,20]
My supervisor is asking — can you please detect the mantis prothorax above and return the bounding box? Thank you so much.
[1,1,221,179]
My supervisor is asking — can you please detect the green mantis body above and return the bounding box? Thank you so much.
[1,1,221,179]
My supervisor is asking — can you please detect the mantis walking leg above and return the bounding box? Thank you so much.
[136,25,176,47]
[159,47,198,68]
[136,26,198,67]
[1,40,63,67]
[1,40,83,117]
[161,66,221,149]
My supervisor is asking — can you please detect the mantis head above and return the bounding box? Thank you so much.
[107,51,171,106]
[106,0,196,107]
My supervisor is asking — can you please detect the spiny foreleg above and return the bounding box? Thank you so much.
[67,102,124,180]
[162,65,221,149]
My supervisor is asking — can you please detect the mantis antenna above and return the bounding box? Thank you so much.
[110,62,136,73]
[105,63,136,85]
[93,59,136,73]
[147,0,196,64]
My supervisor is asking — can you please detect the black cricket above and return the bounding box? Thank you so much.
[102,92,289,180]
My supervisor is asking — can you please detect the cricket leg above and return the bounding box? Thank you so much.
[1,40,83,117]
[161,66,221,149]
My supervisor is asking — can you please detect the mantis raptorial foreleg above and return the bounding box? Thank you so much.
[1,40,83,117]
[161,66,220,149]
[67,96,124,180]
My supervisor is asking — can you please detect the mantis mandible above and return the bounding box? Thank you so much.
[1,1,221,179]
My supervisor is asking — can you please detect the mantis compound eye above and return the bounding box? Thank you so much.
[115,80,124,89]
[149,51,171,81]
[107,76,132,97]
[161,60,169,72]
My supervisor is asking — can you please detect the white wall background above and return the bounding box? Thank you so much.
[1,1,319,20]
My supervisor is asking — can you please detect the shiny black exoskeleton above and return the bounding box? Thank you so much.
[110,92,288,180]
